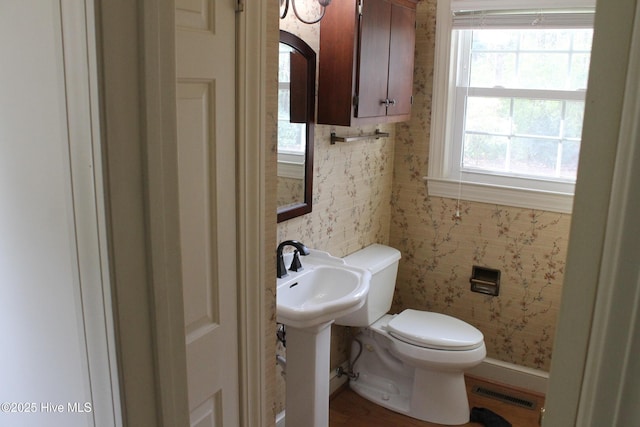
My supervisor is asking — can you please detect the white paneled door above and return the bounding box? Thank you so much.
[175,1,240,426]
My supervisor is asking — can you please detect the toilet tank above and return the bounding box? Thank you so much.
[334,244,401,327]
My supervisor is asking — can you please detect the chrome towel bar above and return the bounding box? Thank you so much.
[330,129,389,144]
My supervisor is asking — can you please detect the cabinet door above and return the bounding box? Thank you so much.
[356,0,391,119]
[387,2,416,117]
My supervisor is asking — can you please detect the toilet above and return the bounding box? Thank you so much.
[335,244,486,425]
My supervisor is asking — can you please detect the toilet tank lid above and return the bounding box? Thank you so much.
[344,244,401,275]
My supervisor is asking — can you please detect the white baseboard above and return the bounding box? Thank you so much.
[467,357,549,395]
[276,361,349,427]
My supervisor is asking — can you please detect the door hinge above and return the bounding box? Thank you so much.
[358,0,363,16]
[236,0,244,12]
[353,95,359,107]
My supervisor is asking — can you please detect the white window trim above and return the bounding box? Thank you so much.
[277,150,305,179]
[427,0,595,214]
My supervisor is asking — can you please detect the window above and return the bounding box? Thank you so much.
[278,43,306,179]
[428,0,595,212]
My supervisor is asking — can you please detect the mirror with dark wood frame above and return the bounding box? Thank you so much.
[277,30,315,223]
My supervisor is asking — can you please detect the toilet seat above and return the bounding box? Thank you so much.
[386,309,484,351]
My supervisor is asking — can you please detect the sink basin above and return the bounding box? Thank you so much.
[276,250,371,329]
[276,248,371,427]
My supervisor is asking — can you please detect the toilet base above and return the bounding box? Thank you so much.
[349,371,412,416]
[349,329,474,425]
[409,369,470,425]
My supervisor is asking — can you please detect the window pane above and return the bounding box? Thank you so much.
[573,29,594,50]
[279,46,292,82]
[511,137,558,177]
[565,101,585,138]
[519,53,569,90]
[471,30,519,51]
[469,30,518,87]
[278,88,290,120]
[470,52,517,87]
[462,134,508,171]
[519,29,572,51]
[560,140,580,179]
[278,120,305,152]
[513,99,562,137]
[466,28,594,91]
[466,97,511,134]
[570,53,591,89]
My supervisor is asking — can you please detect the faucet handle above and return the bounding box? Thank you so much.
[289,250,303,272]
[276,240,310,278]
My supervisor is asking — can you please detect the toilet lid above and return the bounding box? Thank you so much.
[386,309,484,351]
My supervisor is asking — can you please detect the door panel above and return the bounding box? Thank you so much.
[357,0,391,118]
[190,394,222,427]
[387,3,415,116]
[177,82,220,336]
[176,0,213,30]
[175,0,239,425]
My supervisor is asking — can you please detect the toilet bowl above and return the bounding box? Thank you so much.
[335,244,486,425]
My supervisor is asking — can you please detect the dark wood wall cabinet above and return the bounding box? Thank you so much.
[318,0,417,126]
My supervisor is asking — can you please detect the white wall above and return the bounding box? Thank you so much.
[0,1,119,426]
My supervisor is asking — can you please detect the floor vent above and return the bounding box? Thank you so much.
[472,385,537,410]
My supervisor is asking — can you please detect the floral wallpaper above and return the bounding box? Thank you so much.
[389,197,569,369]
[276,124,396,255]
[389,0,571,371]
[277,177,304,207]
[270,0,570,417]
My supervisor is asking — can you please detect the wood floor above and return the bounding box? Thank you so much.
[329,376,544,427]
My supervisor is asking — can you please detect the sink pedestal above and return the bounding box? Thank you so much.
[285,321,332,427]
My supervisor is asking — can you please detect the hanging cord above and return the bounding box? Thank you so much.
[454,11,480,224]
[454,173,463,223]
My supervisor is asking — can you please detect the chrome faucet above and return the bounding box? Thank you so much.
[277,240,310,278]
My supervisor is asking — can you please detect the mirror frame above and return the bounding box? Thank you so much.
[277,30,315,223]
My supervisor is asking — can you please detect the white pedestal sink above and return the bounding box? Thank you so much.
[277,250,371,427]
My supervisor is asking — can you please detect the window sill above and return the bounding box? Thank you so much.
[424,176,574,213]
[277,151,305,179]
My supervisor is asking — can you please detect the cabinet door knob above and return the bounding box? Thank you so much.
[380,98,397,107]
